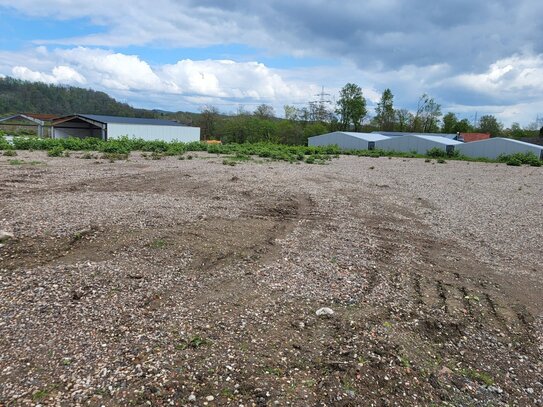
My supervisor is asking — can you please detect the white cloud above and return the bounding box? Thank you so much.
[450,54,543,98]
[12,65,85,85]
[4,46,319,113]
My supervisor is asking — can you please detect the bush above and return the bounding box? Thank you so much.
[47,146,64,157]
[498,152,542,167]
[426,147,447,158]
[3,149,17,156]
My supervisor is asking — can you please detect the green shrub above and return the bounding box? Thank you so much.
[499,152,542,167]
[47,146,64,157]
[3,149,17,156]
[426,147,447,158]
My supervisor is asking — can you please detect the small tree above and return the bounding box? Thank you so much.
[336,83,367,131]
[254,104,275,119]
[199,105,219,140]
[374,88,395,131]
[478,114,503,137]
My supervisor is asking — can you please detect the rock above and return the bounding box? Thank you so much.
[0,231,14,243]
[316,307,334,317]
[206,395,214,401]
[188,394,196,402]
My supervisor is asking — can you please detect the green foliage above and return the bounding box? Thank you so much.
[3,149,17,156]
[478,114,503,137]
[460,368,495,386]
[498,152,542,167]
[413,94,442,133]
[47,146,64,157]
[426,147,447,158]
[336,83,367,131]
[375,88,395,131]
[0,76,156,117]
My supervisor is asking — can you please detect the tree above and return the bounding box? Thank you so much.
[442,112,458,134]
[478,114,503,137]
[199,105,219,140]
[395,108,413,131]
[456,118,472,133]
[374,88,395,131]
[283,105,298,121]
[413,94,442,132]
[336,83,367,131]
[254,104,275,119]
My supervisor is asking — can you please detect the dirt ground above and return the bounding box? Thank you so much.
[0,151,542,406]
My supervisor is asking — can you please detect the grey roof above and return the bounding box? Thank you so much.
[78,114,184,126]
[414,135,463,145]
[337,132,390,141]
[372,131,458,140]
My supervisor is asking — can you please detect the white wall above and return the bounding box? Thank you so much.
[308,132,379,150]
[107,123,200,142]
[375,135,460,154]
[456,138,543,159]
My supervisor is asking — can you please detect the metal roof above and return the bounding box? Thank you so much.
[372,131,458,140]
[410,135,463,145]
[52,114,185,127]
[337,132,390,141]
[78,114,184,126]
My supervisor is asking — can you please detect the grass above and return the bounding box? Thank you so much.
[8,159,44,166]
[175,335,211,350]
[150,239,166,249]
[460,368,495,386]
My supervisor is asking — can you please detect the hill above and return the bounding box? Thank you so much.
[0,77,159,118]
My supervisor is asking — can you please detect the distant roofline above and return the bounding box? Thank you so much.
[52,113,186,127]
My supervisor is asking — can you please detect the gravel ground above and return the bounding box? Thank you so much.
[0,151,542,406]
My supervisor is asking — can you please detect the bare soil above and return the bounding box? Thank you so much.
[0,151,542,406]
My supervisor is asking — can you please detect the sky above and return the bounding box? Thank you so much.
[1,0,542,127]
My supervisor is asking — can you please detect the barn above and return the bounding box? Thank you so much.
[456,138,543,160]
[374,135,463,155]
[308,132,389,150]
[51,114,200,142]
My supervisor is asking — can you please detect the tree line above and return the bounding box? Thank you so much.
[1,77,541,144]
[197,83,542,144]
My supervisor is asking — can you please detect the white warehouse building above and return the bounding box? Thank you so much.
[51,114,200,142]
[456,138,543,160]
[308,132,390,150]
[375,135,463,155]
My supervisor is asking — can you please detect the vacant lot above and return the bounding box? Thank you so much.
[1,151,542,406]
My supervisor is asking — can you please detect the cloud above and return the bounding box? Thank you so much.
[6,47,319,113]
[12,65,86,85]
[2,0,542,74]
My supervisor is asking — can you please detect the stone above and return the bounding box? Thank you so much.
[0,231,14,243]
[316,307,334,317]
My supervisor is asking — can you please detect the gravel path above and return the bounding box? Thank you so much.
[1,151,542,406]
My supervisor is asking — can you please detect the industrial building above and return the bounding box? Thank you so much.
[456,138,543,160]
[51,114,200,142]
[0,113,57,137]
[308,132,389,150]
[374,135,463,155]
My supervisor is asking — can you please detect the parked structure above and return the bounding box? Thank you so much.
[459,133,490,142]
[51,114,200,142]
[308,132,389,150]
[456,138,543,160]
[375,135,463,155]
[0,113,58,137]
